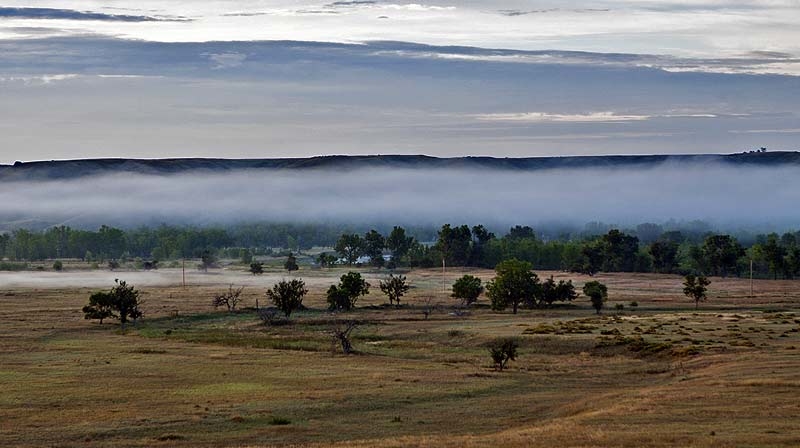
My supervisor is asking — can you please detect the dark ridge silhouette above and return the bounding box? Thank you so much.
[2,152,798,181]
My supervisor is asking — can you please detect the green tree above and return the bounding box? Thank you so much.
[649,240,679,273]
[200,250,217,272]
[249,262,264,275]
[436,224,472,267]
[83,279,143,328]
[327,272,370,311]
[486,259,540,314]
[451,274,484,307]
[489,338,518,371]
[240,249,253,265]
[284,252,299,272]
[702,235,744,277]
[335,234,364,266]
[582,281,608,314]
[683,274,710,309]
[599,229,639,272]
[379,274,410,306]
[753,234,786,279]
[540,276,578,307]
[363,230,386,268]
[266,279,308,318]
[386,226,414,265]
[52,260,63,272]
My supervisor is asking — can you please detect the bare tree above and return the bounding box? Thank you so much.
[212,285,244,312]
[330,320,359,354]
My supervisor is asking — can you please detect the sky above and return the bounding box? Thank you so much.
[1,1,799,162]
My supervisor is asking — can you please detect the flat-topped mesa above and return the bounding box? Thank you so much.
[2,152,799,181]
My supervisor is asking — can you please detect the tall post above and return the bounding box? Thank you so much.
[442,258,446,294]
[750,259,754,297]
[182,258,186,290]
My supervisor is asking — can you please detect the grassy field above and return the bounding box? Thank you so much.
[1,266,799,447]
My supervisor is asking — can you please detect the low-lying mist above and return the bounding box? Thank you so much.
[2,163,799,231]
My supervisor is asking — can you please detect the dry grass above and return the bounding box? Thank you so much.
[1,267,799,447]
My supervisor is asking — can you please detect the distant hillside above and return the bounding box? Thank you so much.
[1,152,799,181]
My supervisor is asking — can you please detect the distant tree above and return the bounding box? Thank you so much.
[240,249,253,265]
[436,224,472,267]
[364,230,386,268]
[199,250,217,272]
[142,260,158,271]
[753,234,786,279]
[574,241,603,276]
[600,229,639,272]
[451,274,483,307]
[540,276,578,307]
[327,272,370,311]
[505,225,536,240]
[683,274,710,309]
[470,225,495,266]
[649,240,679,273]
[249,262,264,275]
[52,260,63,271]
[317,252,336,268]
[266,279,308,318]
[582,281,608,314]
[107,259,120,271]
[335,234,364,265]
[386,226,414,265]
[701,235,744,277]
[379,274,410,306]
[212,285,244,312]
[489,338,519,371]
[83,279,143,328]
[486,259,540,314]
[284,252,299,272]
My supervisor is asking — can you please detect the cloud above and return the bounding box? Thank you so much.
[474,112,651,123]
[0,7,188,22]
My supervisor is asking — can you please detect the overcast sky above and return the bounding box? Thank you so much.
[1,1,799,162]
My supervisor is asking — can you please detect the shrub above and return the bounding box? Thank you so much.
[52,260,63,272]
[488,338,519,371]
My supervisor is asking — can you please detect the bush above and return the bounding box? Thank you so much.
[52,260,63,272]
[488,338,519,371]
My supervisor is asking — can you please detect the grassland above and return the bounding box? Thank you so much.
[1,266,799,447]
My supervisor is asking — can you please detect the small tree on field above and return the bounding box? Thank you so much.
[83,291,114,324]
[335,234,364,266]
[330,320,359,354]
[540,276,578,307]
[199,250,217,272]
[489,338,519,371]
[266,279,308,318]
[250,262,264,275]
[327,272,370,311]
[451,274,483,307]
[108,260,120,271]
[212,285,244,312]
[83,279,143,328]
[583,281,608,314]
[379,274,410,306]
[53,260,63,271]
[317,252,336,268]
[284,253,299,272]
[486,259,540,314]
[683,274,710,309]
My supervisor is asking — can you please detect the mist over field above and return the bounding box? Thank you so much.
[2,163,799,230]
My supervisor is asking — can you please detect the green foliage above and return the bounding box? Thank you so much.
[436,224,473,267]
[249,262,264,275]
[540,276,578,307]
[701,235,744,277]
[486,259,540,314]
[239,249,253,265]
[451,274,483,307]
[386,226,414,264]
[52,260,63,271]
[317,252,337,268]
[327,272,370,311]
[199,250,217,272]
[284,252,299,272]
[266,279,308,318]
[83,279,143,327]
[364,230,386,268]
[649,240,679,273]
[488,338,519,371]
[379,274,410,306]
[683,274,711,309]
[582,281,608,314]
[335,234,364,265]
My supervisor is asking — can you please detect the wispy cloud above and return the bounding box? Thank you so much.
[474,112,651,123]
[0,6,189,22]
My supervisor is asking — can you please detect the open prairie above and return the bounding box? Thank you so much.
[1,266,799,447]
